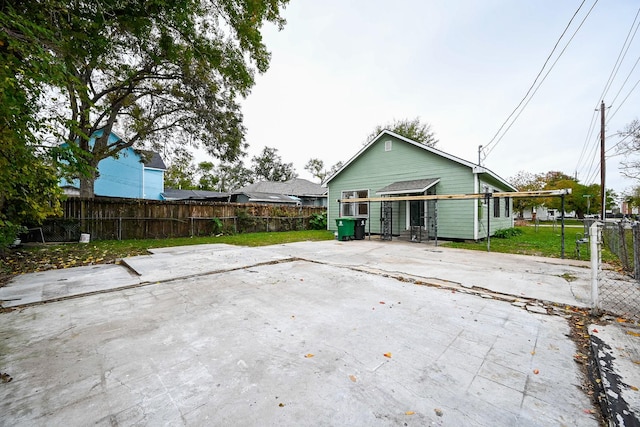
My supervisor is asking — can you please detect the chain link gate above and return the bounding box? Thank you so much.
[591,222,640,322]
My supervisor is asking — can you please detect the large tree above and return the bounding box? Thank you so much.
[365,117,438,147]
[0,4,74,244]
[251,147,297,182]
[4,0,288,197]
[541,171,602,218]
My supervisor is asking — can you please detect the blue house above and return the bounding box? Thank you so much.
[61,130,167,200]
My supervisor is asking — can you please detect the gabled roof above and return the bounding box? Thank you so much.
[325,130,516,191]
[377,178,440,195]
[237,178,327,197]
[135,150,167,170]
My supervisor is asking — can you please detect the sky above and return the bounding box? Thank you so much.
[232,0,640,197]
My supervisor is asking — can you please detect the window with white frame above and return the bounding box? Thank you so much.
[341,190,369,217]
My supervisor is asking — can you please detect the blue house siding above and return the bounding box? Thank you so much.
[60,130,166,200]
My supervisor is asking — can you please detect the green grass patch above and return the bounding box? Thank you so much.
[442,225,616,262]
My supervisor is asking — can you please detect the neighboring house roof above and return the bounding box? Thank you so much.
[377,178,441,195]
[135,150,167,170]
[161,189,229,201]
[325,130,517,191]
[235,192,300,204]
[237,178,327,197]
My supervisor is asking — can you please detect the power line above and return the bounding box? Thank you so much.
[575,7,640,178]
[483,0,597,160]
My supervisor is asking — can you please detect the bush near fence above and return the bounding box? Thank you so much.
[28,197,327,242]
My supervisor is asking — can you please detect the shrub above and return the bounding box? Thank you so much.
[0,220,26,250]
[493,227,523,239]
[309,212,327,230]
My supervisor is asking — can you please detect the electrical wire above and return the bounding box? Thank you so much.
[483,0,596,160]
[575,6,640,179]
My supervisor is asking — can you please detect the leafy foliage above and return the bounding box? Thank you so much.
[493,227,523,239]
[309,212,327,230]
[366,117,438,147]
[305,158,327,183]
[3,0,289,197]
[251,147,297,182]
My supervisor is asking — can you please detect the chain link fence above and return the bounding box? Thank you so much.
[592,221,640,322]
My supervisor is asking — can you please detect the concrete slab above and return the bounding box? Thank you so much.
[270,240,593,307]
[0,261,599,426]
[0,264,140,308]
[122,246,291,283]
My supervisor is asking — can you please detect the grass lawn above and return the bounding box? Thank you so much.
[0,230,335,281]
[442,225,616,263]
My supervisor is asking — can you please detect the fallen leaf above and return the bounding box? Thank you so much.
[533,369,539,375]
[304,353,314,358]
[632,360,640,365]
[349,375,357,382]
[279,403,285,407]
[379,301,385,304]
[630,385,639,391]
[617,318,627,323]
[592,328,599,333]
[405,411,415,415]
[627,330,640,337]
[530,351,536,355]
[383,352,392,358]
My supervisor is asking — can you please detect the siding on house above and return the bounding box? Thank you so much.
[327,131,515,240]
[60,131,166,200]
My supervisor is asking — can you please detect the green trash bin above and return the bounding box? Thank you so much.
[335,217,355,241]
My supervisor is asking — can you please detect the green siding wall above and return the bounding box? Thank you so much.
[328,135,483,239]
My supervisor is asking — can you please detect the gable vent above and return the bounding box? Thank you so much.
[384,140,392,151]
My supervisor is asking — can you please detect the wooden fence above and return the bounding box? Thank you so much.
[32,198,326,242]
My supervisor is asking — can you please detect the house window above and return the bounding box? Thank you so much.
[385,140,392,151]
[504,197,510,217]
[341,190,369,217]
[493,195,500,218]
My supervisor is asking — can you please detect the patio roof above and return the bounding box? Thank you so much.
[376,178,440,195]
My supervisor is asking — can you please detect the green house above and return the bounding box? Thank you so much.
[326,130,517,241]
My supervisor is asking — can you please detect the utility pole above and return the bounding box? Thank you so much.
[600,101,606,221]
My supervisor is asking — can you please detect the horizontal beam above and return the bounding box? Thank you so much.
[338,189,572,203]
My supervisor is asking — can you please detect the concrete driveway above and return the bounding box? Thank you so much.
[0,240,618,425]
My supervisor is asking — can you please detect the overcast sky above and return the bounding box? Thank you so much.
[235,0,640,196]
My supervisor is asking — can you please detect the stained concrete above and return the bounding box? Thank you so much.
[0,239,635,425]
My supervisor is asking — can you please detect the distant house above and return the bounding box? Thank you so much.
[161,189,230,202]
[60,130,167,200]
[325,130,516,241]
[233,178,327,207]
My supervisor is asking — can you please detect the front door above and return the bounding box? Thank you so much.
[409,200,425,227]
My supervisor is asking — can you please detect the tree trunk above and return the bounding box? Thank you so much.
[79,167,97,198]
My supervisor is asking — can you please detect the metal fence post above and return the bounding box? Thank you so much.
[589,222,599,316]
[634,223,640,281]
